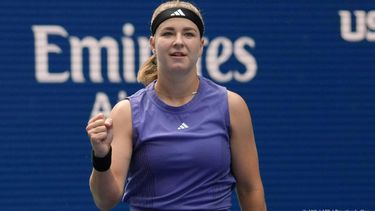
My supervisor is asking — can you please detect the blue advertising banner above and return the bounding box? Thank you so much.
[0,0,374,210]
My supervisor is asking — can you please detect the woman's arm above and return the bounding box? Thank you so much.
[228,91,267,211]
[87,100,133,211]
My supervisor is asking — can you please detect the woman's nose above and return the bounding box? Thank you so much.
[173,33,184,47]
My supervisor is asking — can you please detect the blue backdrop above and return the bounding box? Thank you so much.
[1,0,374,210]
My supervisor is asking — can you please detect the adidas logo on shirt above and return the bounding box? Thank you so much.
[177,122,189,130]
[171,9,185,17]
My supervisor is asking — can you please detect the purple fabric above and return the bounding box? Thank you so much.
[123,76,236,210]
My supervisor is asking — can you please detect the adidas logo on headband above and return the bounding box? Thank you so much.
[171,9,185,16]
[151,7,204,37]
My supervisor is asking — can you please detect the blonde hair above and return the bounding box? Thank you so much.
[137,0,204,86]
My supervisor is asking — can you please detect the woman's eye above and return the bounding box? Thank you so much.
[185,32,195,37]
[162,32,173,36]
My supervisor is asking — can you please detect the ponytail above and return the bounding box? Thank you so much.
[137,54,157,86]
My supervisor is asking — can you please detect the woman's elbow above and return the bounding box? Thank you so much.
[91,190,122,211]
[89,178,123,211]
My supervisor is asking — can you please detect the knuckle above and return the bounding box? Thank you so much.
[93,126,106,133]
[96,133,107,141]
[91,133,104,142]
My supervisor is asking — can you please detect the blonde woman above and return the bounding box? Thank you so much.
[86,1,266,210]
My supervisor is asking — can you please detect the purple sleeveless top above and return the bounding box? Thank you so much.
[123,76,236,211]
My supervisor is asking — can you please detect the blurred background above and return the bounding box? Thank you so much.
[0,0,374,210]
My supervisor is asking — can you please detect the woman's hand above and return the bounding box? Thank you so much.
[86,113,113,157]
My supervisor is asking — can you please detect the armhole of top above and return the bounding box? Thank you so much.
[224,89,231,137]
[125,97,139,147]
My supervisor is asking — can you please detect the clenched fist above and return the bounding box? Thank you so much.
[86,113,113,158]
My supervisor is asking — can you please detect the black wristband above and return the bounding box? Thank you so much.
[92,146,112,172]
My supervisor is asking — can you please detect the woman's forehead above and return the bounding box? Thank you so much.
[157,18,198,31]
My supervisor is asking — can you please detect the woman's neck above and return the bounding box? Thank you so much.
[154,74,200,105]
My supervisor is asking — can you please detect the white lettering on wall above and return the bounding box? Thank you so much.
[70,36,120,83]
[122,24,136,83]
[90,92,112,118]
[90,91,128,118]
[234,37,257,82]
[206,37,233,82]
[339,10,375,42]
[32,23,257,83]
[32,25,69,83]
[206,36,257,83]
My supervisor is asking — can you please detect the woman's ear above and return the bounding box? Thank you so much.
[150,36,156,53]
[198,38,205,57]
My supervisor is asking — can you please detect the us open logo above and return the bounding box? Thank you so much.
[339,10,375,42]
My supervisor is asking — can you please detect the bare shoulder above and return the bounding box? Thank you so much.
[110,99,132,120]
[227,90,250,115]
[110,99,133,155]
[110,99,133,135]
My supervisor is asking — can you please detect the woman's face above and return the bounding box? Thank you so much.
[151,18,204,75]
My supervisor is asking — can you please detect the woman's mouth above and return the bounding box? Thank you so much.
[170,52,186,57]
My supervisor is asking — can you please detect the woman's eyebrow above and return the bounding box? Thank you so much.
[160,26,197,32]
